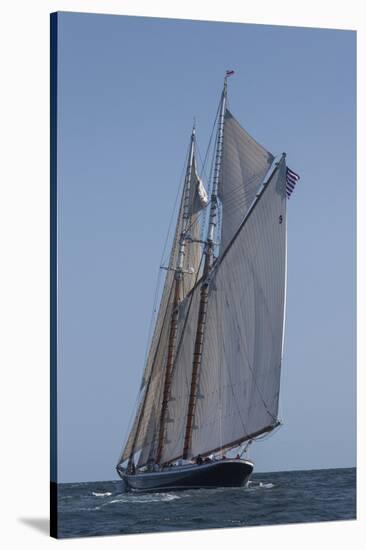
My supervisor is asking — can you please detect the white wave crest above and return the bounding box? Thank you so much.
[246,481,274,491]
[98,492,181,507]
[92,491,112,497]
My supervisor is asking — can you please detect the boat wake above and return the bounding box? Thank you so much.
[78,482,274,512]
[81,491,182,511]
[246,480,274,491]
[106,493,181,505]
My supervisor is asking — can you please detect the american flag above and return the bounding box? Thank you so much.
[226,70,235,77]
[286,167,300,198]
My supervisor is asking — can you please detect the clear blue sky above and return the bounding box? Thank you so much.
[56,12,356,483]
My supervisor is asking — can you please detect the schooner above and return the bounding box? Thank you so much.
[116,72,293,492]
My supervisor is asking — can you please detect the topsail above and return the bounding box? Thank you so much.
[219,109,274,252]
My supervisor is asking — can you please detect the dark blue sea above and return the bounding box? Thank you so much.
[57,467,356,538]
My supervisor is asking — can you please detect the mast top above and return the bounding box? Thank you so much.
[224,69,235,96]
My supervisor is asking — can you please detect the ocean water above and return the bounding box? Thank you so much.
[57,467,356,538]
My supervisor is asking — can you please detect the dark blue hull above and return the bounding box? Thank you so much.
[119,459,254,493]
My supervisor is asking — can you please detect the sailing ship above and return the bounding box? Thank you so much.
[117,72,296,492]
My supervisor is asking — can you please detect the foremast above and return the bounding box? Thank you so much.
[182,77,228,459]
[156,126,197,464]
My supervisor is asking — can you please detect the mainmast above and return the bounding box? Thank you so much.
[156,125,197,464]
[182,76,228,459]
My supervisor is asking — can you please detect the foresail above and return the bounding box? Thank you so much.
[119,147,207,467]
[219,109,274,253]
[119,281,175,465]
[189,159,287,457]
[160,286,202,464]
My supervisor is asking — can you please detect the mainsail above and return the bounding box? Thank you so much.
[161,154,287,463]
[118,77,288,470]
[119,131,207,467]
[190,158,287,457]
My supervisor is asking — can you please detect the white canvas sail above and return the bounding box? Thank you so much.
[160,158,286,463]
[119,149,206,467]
[160,287,201,464]
[190,158,287,457]
[219,110,274,253]
[181,153,206,298]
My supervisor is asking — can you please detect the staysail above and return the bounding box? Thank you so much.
[119,136,207,467]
